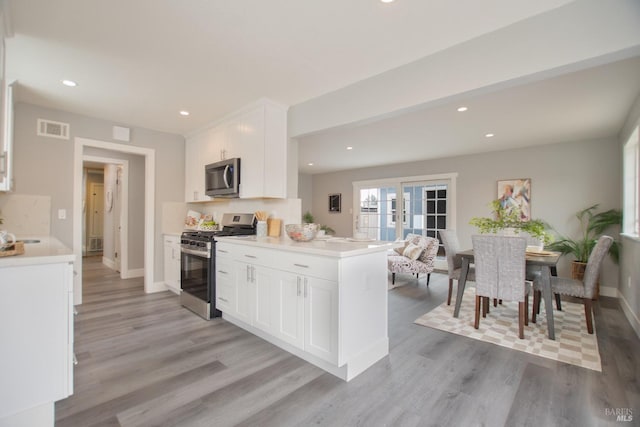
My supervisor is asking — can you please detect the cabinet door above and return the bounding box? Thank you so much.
[235,106,265,198]
[275,271,304,349]
[184,133,210,202]
[232,260,253,324]
[304,276,338,364]
[252,265,278,334]
[163,237,180,292]
[215,256,234,313]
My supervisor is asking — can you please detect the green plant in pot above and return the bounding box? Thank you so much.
[545,204,621,297]
[302,211,335,235]
[469,199,551,245]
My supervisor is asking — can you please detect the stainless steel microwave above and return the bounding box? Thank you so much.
[205,158,240,197]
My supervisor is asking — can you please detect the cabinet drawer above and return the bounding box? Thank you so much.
[274,253,338,281]
[217,243,274,266]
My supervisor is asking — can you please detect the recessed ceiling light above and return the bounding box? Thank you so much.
[346,146,353,150]
[381,0,395,3]
[179,110,190,116]
[457,106,468,112]
[485,133,495,138]
[62,79,77,87]
[307,162,314,166]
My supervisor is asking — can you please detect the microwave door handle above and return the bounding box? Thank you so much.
[223,164,231,189]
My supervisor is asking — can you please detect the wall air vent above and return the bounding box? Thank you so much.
[37,119,70,140]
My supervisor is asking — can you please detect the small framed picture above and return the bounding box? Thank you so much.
[329,193,341,213]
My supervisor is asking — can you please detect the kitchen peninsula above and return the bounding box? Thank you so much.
[215,236,400,381]
[0,237,75,427]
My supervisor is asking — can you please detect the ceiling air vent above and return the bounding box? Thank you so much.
[37,119,70,140]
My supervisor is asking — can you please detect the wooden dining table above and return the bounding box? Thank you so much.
[452,249,561,340]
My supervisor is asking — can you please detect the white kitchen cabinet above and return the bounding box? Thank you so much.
[215,239,385,381]
[0,81,15,192]
[303,275,338,364]
[0,260,74,422]
[214,255,234,313]
[184,130,212,203]
[184,99,288,202]
[163,235,180,294]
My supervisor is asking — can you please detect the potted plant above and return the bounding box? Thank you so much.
[470,199,551,245]
[302,211,335,235]
[545,204,621,297]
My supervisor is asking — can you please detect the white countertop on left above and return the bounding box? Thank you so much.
[0,236,75,268]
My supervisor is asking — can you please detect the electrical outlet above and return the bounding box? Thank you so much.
[58,209,66,220]
[629,276,632,288]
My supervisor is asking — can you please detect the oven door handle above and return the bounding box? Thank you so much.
[181,247,211,259]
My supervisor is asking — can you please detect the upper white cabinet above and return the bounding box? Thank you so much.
[184,99,288,202]
[0,80,15,192]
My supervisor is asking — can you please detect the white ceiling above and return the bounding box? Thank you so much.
[5,0,640,175]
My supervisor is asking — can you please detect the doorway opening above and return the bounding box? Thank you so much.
[73,137,156,305]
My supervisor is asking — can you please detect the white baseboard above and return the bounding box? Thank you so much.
[146,281,169,293]
[121,268,144,279]
[102,257,116,270]
[618,292,640,340]
[599,286,618,298]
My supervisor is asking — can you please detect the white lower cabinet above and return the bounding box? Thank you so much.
[215,240,388,381]
[0,260,74,423]
[163,235,181,294]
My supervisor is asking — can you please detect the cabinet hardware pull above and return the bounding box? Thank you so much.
[297,276,301,296]
[218,270,228,274]
[244,254,257,258]
[218,249,228,253]
[304,278,308,298]
[246,265,250,281]
[293,263,309,268]
[219,297,228,302]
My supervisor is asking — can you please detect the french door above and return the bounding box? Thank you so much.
[353,173,457,258]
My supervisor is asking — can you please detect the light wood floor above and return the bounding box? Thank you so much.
[55,256,640,426]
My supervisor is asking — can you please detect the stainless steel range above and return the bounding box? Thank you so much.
[180,213,256,319]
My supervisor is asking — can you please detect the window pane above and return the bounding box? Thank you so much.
[437,200,446,214]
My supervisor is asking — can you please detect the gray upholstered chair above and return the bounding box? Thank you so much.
[440,230,476,305]
[472,235,531,339]
[388,234,439,286]
[532,235,613,334]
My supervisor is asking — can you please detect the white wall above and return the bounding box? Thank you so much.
[10,103,185,280]
[306,137,621,291]
[619,93,640,336]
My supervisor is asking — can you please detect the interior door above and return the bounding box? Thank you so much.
[88,183,104,251]
[114,166,122,272]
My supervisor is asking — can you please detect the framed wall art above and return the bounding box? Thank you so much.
[329,193,341,213]
[497,178,531,221]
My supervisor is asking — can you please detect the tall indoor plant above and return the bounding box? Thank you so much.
[546,203,621,264]
[546,204,621,299]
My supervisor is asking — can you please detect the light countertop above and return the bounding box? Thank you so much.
[216,235,402,258]
[0,236,75,268]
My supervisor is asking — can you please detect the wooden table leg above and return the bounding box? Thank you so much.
[542,266,556,340]
[453,257,469,318]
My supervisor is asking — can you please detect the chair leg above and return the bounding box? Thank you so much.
[518,301,525,339]
[426,273,431,286]
[532,291,539,323]
[392,273,395,285]
[524,294,529,326]
[555,293,562,311]
[474,295,481,329]
[584,298,594,334]
[447,279,453,305]
[493,298,498,307]
[482,297,489,318]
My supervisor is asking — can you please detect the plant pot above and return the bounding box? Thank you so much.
[571,261,599,300]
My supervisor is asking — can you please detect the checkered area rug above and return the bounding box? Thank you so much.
[414,287,602,372]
